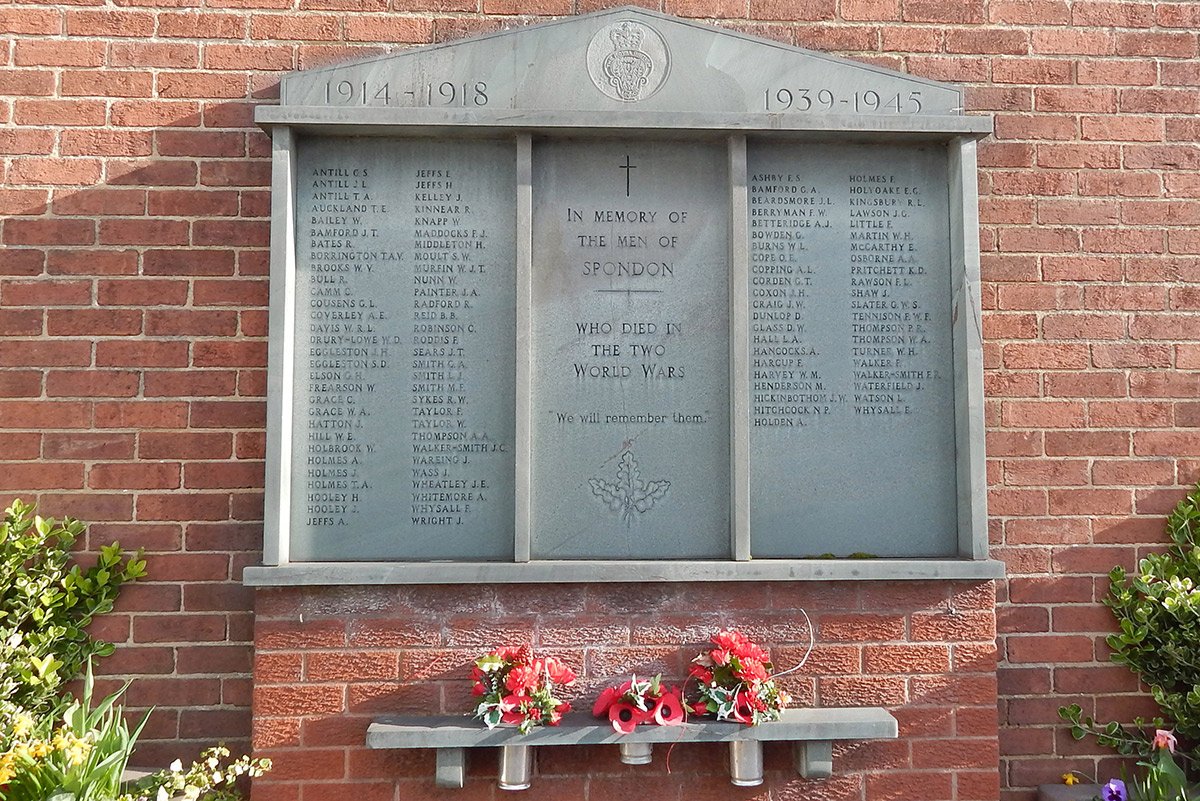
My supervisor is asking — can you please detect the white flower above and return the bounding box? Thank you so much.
[169,759,183,772]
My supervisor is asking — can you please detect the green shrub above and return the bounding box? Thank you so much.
[1060,480,1200,775]
[0,499,146,717]
[0,663,147,801]
[123,746,272,801]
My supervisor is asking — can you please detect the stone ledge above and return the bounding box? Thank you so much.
[244,559,1006,586]
[367,708,898,789]
[1037,784,1101,801]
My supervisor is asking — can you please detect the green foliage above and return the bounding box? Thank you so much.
[1059,703,1173,761]
[1059,481,1200,776]
[122,746,272,801]
[0,499,146,717]
[0,663,148,801]
[1129,747,1193,801]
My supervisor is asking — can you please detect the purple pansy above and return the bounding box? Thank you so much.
[1102,778,1127,801]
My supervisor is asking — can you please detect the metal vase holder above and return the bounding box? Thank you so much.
[728,740,764,787]
[618,741,653,765]
[497,745,533,791]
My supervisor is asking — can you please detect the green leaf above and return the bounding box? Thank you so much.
[0,500,145,715]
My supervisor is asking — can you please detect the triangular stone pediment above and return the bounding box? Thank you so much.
[280,7,962,116]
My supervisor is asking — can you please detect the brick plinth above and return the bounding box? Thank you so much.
[251,581,999,800]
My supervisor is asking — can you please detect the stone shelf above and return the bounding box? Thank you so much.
[367,707,898,790]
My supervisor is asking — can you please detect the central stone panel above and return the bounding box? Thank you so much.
[530,139,730,559]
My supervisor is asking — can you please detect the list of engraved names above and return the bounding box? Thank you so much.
[291,139,515,561]
[746,142,957,557]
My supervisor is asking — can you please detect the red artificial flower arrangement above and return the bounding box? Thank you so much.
[470,645,576,734]
[591,674,685,733]
[687,629,790,725]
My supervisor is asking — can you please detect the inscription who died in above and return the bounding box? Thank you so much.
[291,138,516,562]
[531,140,730,560]
[747,142,958,558]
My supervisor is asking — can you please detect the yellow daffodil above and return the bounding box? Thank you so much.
[1063,773,1080,786]
[65,742,91,767]
[11,713,34,739]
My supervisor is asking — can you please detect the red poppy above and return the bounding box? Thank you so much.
[592,686,621,717]
[652,691,685,726]
[608,702,646,734]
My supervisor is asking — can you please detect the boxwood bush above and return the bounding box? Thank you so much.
[1061,480,1200,776]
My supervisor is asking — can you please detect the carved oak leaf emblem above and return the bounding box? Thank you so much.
[589,451,670,527]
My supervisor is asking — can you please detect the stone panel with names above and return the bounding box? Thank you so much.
[746,142,958,557]
[530,140,730,559]
[291,137,516,561]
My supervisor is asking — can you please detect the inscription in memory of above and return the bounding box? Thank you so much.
[530,140,730,559]
[291,138,516,561]
[747,142,957,557]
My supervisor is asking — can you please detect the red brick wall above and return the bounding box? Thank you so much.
[252,582,998,801]
[3,1,1198,798]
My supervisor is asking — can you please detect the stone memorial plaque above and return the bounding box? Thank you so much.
[291,137,516,561]
[530,140,730,559]
[253,8,995,580]
[746,142,958,557]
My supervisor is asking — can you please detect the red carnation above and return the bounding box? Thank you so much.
[545,657,576,686]
[711,630,746,651]
[505,665,538,692]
